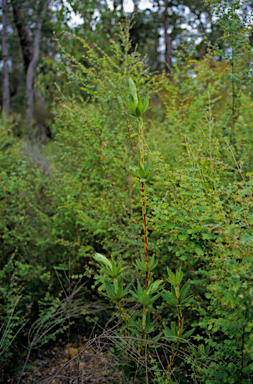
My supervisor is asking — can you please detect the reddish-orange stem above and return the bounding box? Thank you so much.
[141,181,149,288]
[166,305,183,381]
[138,117,149,288]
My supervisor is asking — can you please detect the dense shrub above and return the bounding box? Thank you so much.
[1,3,253,381]
[51,19,253,382]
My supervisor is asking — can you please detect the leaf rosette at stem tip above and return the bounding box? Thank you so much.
[128,160,151,182]
[103,276,132,301]
[129,312,161,337]
[164,322,195,343]
[94,254,133,301]
[126,78,149,118]
[94,253,125,280]
[161,268,193,307]
[135,254,158,273]
[130,279,164,308]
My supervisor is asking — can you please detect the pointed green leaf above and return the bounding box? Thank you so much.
[137,94,143,112]
[148,280,164,295]
[94,253,112,270]
[171,322,178,336]
[144,162,151,174]
[130,290,138,300]
[127,98,138,116]
[126,97,131,108]
[182,328,195,339]
[176,266,183,283]
[164,326,174,338]
[180,296,193,306]
[171,285,176,298]
[117,276,124,297]
[180,280,190,302]
[152,332,163,342]
[150,292,160,304]
[144,172,150,181]
[128,78,138,104]
[145,318,157,333]
[129,169,138,178]
[136,106,141,116]
[137,166,146,179]
[104,279,115,296]
[135,256,146,271]
[142,93,149,113]
[137,279,143,294]
[123,280,133,297]
[167,267,176,285]
[161,291,174,305]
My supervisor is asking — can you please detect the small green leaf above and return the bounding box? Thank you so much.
[178,234,188,241]
[195,245,204,256]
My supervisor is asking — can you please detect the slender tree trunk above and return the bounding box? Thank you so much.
[163,0,171,75]
[12,0,33,71]
[2,0,10,117]
[155,0,161,72]
[120,0,123,10]
[26,0,51,126]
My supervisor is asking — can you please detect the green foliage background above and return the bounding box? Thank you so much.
[1,0,253,382]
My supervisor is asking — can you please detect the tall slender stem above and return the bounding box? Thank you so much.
[139,118,149,288]
[125,105,135,217]
[139,118,145,168]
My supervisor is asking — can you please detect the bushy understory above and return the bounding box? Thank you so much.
[1,4,253,383]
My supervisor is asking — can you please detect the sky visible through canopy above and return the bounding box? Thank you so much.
[69,0,154,26]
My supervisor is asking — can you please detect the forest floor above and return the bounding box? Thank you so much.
[16,335,121,383]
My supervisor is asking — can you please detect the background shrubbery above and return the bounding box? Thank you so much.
[1,0,253,382]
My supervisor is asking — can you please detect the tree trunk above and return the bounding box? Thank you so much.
[163,0,171,75]
[12,0,33,72]
[2,0,10,117]
[155,0,161,72]
[26,0,51,125]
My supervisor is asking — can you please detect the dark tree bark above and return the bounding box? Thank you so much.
[163,0,171,75]
[2,0,10,117]
[12,0,33,72]
[26,0,51,124]
[113,0,124,12]
[12,0,51,126]
[155,0,161,72]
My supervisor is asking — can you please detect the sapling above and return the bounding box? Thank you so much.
[126,80,194,380]
[94,79,194,382]
[126,78,151,289]
[126,78,164,348]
